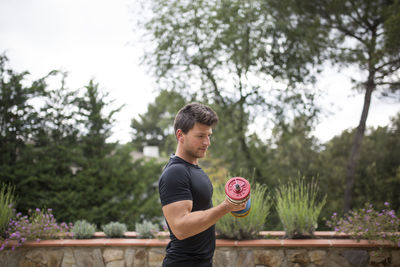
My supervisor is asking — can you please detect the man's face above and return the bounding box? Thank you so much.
[181,122,212,159]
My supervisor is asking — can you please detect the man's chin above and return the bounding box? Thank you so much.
[197,150,207,158]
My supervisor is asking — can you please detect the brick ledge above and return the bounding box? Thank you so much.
[5,238,396,248]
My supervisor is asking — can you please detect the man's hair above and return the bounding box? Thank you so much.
[174,103,219,134]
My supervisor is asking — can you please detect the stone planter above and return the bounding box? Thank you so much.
[0,232,399,267]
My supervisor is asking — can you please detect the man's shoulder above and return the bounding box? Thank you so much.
[164,158,189,172]
[160,157,190,181]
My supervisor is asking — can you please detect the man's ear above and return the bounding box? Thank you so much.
[176,129,184,142]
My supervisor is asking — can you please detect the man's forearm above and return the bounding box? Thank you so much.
[173,201,230,240]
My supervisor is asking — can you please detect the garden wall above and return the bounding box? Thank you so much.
[0,237,399,267]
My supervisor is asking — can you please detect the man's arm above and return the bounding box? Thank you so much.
[162,199,247,240]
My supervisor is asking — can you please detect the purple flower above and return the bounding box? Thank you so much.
[388,210,396,218]
[384,202,389,206]
[36,208,41,213]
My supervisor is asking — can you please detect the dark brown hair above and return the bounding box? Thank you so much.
[174,103,219,134]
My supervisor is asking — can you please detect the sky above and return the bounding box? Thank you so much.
[1,0,399,144]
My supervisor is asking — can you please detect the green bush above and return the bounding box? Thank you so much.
[0,183,15,238]
[275,176,326,238]
[213,181,271,240]
[72,220,96,239]
[102,222,127,238]
[135,220,159,238]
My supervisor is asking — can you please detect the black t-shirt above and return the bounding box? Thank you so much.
[159,155,215,266]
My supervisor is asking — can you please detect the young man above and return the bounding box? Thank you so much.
[158,103,247,267]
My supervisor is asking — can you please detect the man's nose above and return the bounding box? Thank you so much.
[203,136,210,145]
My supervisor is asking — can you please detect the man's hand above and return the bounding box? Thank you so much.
[222,198,248,212]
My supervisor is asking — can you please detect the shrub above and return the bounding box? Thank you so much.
[135,220,159,238]
[213,181,271,240]
[72,220,96,239]
[275,176,326,238]
[1,208,72,251]
[327,202,400,247]
[0,183,15,238]
[102,222,127,238]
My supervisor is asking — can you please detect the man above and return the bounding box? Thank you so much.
[158,103,247,267]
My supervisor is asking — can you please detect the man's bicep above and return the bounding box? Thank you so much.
[162,200,192,233]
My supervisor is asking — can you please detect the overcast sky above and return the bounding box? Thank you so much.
[1,0,399,144]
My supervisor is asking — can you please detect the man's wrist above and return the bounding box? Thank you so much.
[221,199,231,213]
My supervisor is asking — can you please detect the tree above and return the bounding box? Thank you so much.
[354,113,400,212]
[69,80,122,225]
[0,55,71,214]
[0,54,46,179]
[131,89,187,155]
[318,113,400,223]
[0,55,165,227]
[267,0,400,212]
[139,0,320,177]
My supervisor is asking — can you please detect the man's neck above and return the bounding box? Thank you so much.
[175,150,198,165]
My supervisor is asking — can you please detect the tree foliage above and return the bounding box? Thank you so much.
[139,0,321,178]
[0,54,165,229]
[318,113,400,224]
[131,89,187,155]
[266,0,400,211]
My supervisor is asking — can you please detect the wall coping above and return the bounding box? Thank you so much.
[4,231,398,249]
[94,231,349,238]
[5,239,396,248]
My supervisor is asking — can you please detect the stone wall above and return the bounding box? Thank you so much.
[0,245,399,267]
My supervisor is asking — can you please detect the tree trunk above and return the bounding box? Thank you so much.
[343,74,375,213]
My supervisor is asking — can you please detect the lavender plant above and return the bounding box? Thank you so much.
[102,222,127,238]
[275,177,326,238]
[135,220,159,238]
[213,182,271,240]
[72,220,96,239]
[1,208,72,251]
[327,202,400,247]
[0,184,15,238]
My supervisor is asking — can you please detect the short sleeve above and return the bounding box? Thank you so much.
[159,164,193,206]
